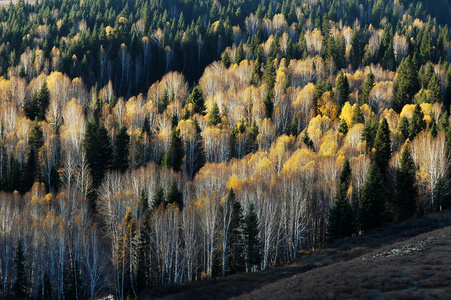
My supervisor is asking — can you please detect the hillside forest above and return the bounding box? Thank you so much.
[1,0,451,298]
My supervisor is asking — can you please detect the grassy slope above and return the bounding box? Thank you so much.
[143,212,451,299]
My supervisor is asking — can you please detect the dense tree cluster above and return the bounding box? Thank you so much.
[1,0,451,298]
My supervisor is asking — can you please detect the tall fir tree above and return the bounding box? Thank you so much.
[188,86,206,115]
[244,203,261,271]
[361,71,375,104]
[225,189,246,275]
[360,163,385,232]
[351,103,365,125]
[168,128,183,172]
[13,240,28,298]
[114,125,130,173]
[335,71,349,106]
[410,104,426,139]
[208,102,221,126]
[37,81,50,121]
[393,57,419,112]
[327,158,354,242]
[166,178,183,210]
[399,116,410,140]
[247,121,259,154]
[373,118,391,174]
[394,142,417,221]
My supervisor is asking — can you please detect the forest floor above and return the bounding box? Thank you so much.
[143,211,451,300]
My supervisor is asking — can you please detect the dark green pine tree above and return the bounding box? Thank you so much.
[25,92,39,121]
[13,240,28,298]
[361,71,375,104]
[263,58,276,90]
[338,118,348,135]
[114,125,130,173]
[24,118,44,192]
[136,207,152,292]
[360,163,386,232]
[96,123,113,185]
[208,102,221,126]
[351,103,365,125]
[399,116,410,140]
[335,71,349,106]
[234,42,245,65]
[327,158,354,242]
[222,51,232,68]
[159,89,170,113]
[247,121,259,154]
[410,104,426,139]
[419,31,432,65]
[37,81,50,121]
[225,189,246,275]
[188,86,206,115]
[153,186,165,208]
[373,118,391,174]
[169,128,183,172]
[361,118,379,152]
[83,121,113,190]
[427,74,441,103]
[244,203,261,271]
[393,57,419,113]
[394,143,417,221]
[263,92,273,119]
[289,116,298,136]
[166,178,183,210]
[350,29,361,70]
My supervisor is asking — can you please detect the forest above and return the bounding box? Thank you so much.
[1,0,451,298]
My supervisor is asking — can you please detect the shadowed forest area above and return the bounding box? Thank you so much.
[1,0,451,298]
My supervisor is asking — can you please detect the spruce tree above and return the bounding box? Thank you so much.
[25,118,44,189]
[247,121,259,154]
[427,74,441,103]
[394,143,417,221]
[410,104,426,139]
[13,240,28,298]
[188,86,206,115]
[114,125,130,173]
[362,71,375,104]
[222,52,231,68]
[234,42,245,65]
[225,189,246,275]
[393,57,419,112]
[136,208,152,292]
[360,163,385,232]
[361,118,379,152]
[166,178,183,210]
[153,186,165,208]
[208,102,221,126]
[96,123,113,186]
[263,58,276,90]
[169,128,183,172]
[302,130,314,150]
[338,118,348,135]
[244,203,261,271]
[399,116,410,139]
[335,71,349,106]
[373,118,391,174]
[350,30,361,70]
[37,81,50,121]
[351,103,365,125]
[289,116,298,136]
[327,158,354,242]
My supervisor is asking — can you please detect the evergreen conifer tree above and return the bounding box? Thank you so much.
[373,118,391,174]
[399,116,410,139]
[169,128,183,172]
[362,71,375,104]
[394,143,417,221]
[188,86,206,115]
[394,57,419,112]
[360,163,385,232]
[114,125,130,173]
[263,92,273,119]
[410,104,426,139]
[335,71,349,106]
[225,189,246,275]
[352,103,365,125]
[244,203,261,271]
[153,186,165,208]
[166,178,183,210]
[37,81,50,121]
[338,118,348,135]
[208,102,221,126]
[247,121,259,154]
[13,240,28,298]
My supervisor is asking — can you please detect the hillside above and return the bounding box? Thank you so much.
[143,212,451,299]
[2,0,451,298]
